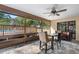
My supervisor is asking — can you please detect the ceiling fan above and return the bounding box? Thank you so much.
[43,4,67,16]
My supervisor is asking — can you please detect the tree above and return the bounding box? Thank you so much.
[0,12,5,19]
[15,17,26,26]
[25,19,49,29]
[0,12,11,25]
[0,11,50,28]
[26,19,40,26]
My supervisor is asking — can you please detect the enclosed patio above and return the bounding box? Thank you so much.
[0,4,79,54]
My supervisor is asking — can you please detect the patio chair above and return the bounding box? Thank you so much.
[38,32,54,53]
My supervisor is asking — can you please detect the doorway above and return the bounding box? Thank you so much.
[57,21,76,40]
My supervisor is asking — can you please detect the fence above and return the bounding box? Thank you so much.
[0,25,37,36]
[0,25,51,36]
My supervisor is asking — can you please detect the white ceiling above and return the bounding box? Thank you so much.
[4,4,79,20]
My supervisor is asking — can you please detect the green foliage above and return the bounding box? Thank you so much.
[26,19,40,26]
[27,19,49,29]
[0,12,11,25]
[40,21,50,29]
[0,18,11,25]
[0,12,5,18]
[0,12,49,29]
[15,17,25,25]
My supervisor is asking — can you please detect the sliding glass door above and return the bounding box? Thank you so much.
[57,21,76,39]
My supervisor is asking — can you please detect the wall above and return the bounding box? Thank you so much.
[51,16,79,41]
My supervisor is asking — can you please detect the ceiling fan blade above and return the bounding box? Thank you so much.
[56,13,60,16]
[56,9,67,13]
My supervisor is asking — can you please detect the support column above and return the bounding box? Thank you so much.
[24,19,26,34]
[3,25,4,36]
[40,20,43,32]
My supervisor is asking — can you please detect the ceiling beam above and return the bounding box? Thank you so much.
[0,4,50,22]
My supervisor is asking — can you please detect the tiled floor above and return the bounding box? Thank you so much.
[0,40,79,54]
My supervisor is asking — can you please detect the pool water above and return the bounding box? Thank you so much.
[0,30,15,32]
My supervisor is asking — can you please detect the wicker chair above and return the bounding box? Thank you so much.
[38,32,54,53]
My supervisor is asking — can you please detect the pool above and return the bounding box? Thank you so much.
[0,30,15,32]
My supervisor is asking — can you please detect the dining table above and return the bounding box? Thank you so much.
[48,33,58,50]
